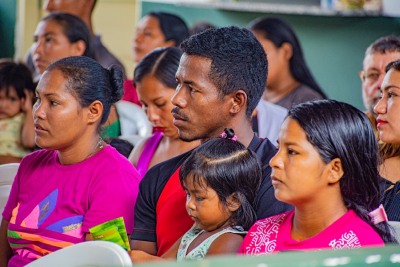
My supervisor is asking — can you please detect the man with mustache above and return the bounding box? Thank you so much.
[130,26,292,258]
[360,35,400,117]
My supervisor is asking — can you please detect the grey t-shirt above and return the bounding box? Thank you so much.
[275,84,325,110]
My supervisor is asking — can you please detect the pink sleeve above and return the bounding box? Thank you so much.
[81,165,140,235]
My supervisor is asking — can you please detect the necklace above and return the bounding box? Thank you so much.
[84,137,104,160]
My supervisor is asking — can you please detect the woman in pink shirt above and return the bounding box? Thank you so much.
[239,100,396,255]
[0,56,140,267]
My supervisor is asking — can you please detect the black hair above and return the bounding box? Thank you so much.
[41,12,94,59]
[366,35,400,56]
[106,138,133,158]
[288,99,395,243]
[248,17,326,98]
[134,47,182,89]
[0,60,35,99]
[46,56,123,132]
[148,11,190,46]
[180,129,263,230]
[385,59,400,73]
[180,26,267,118]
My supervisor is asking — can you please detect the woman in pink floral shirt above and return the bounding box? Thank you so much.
[239,100,396,255]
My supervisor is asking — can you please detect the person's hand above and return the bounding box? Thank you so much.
[129,249,162,263]
[21,89,34,113]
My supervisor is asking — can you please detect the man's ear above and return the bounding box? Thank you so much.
[87,100,103,125]
[229,90,247,115]
[226,192,241,212]
[327,158,344,185]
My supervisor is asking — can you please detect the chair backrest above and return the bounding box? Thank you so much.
[115,100,152,146]
[0,163,19,186]
[116,100,152,137]
[0,163,19,213]
[25,240,133,267]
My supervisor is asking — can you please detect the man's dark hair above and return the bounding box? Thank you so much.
[180,26,267,118]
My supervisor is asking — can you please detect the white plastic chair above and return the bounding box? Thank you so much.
[25,240,133,267]
[0,163,19,186]
[115,100,152,146]
[0,163,19,213]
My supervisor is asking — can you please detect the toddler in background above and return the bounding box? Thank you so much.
[0,60,35,164]
[131,128,263,262]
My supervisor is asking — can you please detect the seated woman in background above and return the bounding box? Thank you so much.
[0,56,140,267]
[124,11,190,105]
[374,59,400,221]
[128,47,199,177]
[0,60,36,164]
[239,100,396,255]
[32,11,147,141]
[247,17,326,109]
[32,12,94,75]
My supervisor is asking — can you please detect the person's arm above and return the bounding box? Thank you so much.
[130,164,163,255]
[206,233,244,256]
[0,219,12,265]
[130,237,180,263]
[130,240,157,256]
[21,89,35,148]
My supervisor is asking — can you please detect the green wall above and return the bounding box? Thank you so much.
[0,0,16,58]
[142,1,400,110]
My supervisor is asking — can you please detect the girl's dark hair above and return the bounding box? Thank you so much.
[180,129,263,230]
[148,12,190,46]
[41,12,94,59]
[248,17,326,98]
[134,47,182,89]
[288,99,395,243]
[46,56,123,132]
[0,60,35,98]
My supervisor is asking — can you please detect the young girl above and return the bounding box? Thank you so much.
[239,100,396,255]
[0,60,36,164]
[130,128,262,262]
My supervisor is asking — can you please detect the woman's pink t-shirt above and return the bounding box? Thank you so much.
[239,210,384,255]
[2,145,140,266]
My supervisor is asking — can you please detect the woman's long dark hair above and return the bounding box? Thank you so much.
[134,47,181,88]
[180,130,263,230]
[289,100,395,243]
[248,17,326,98]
